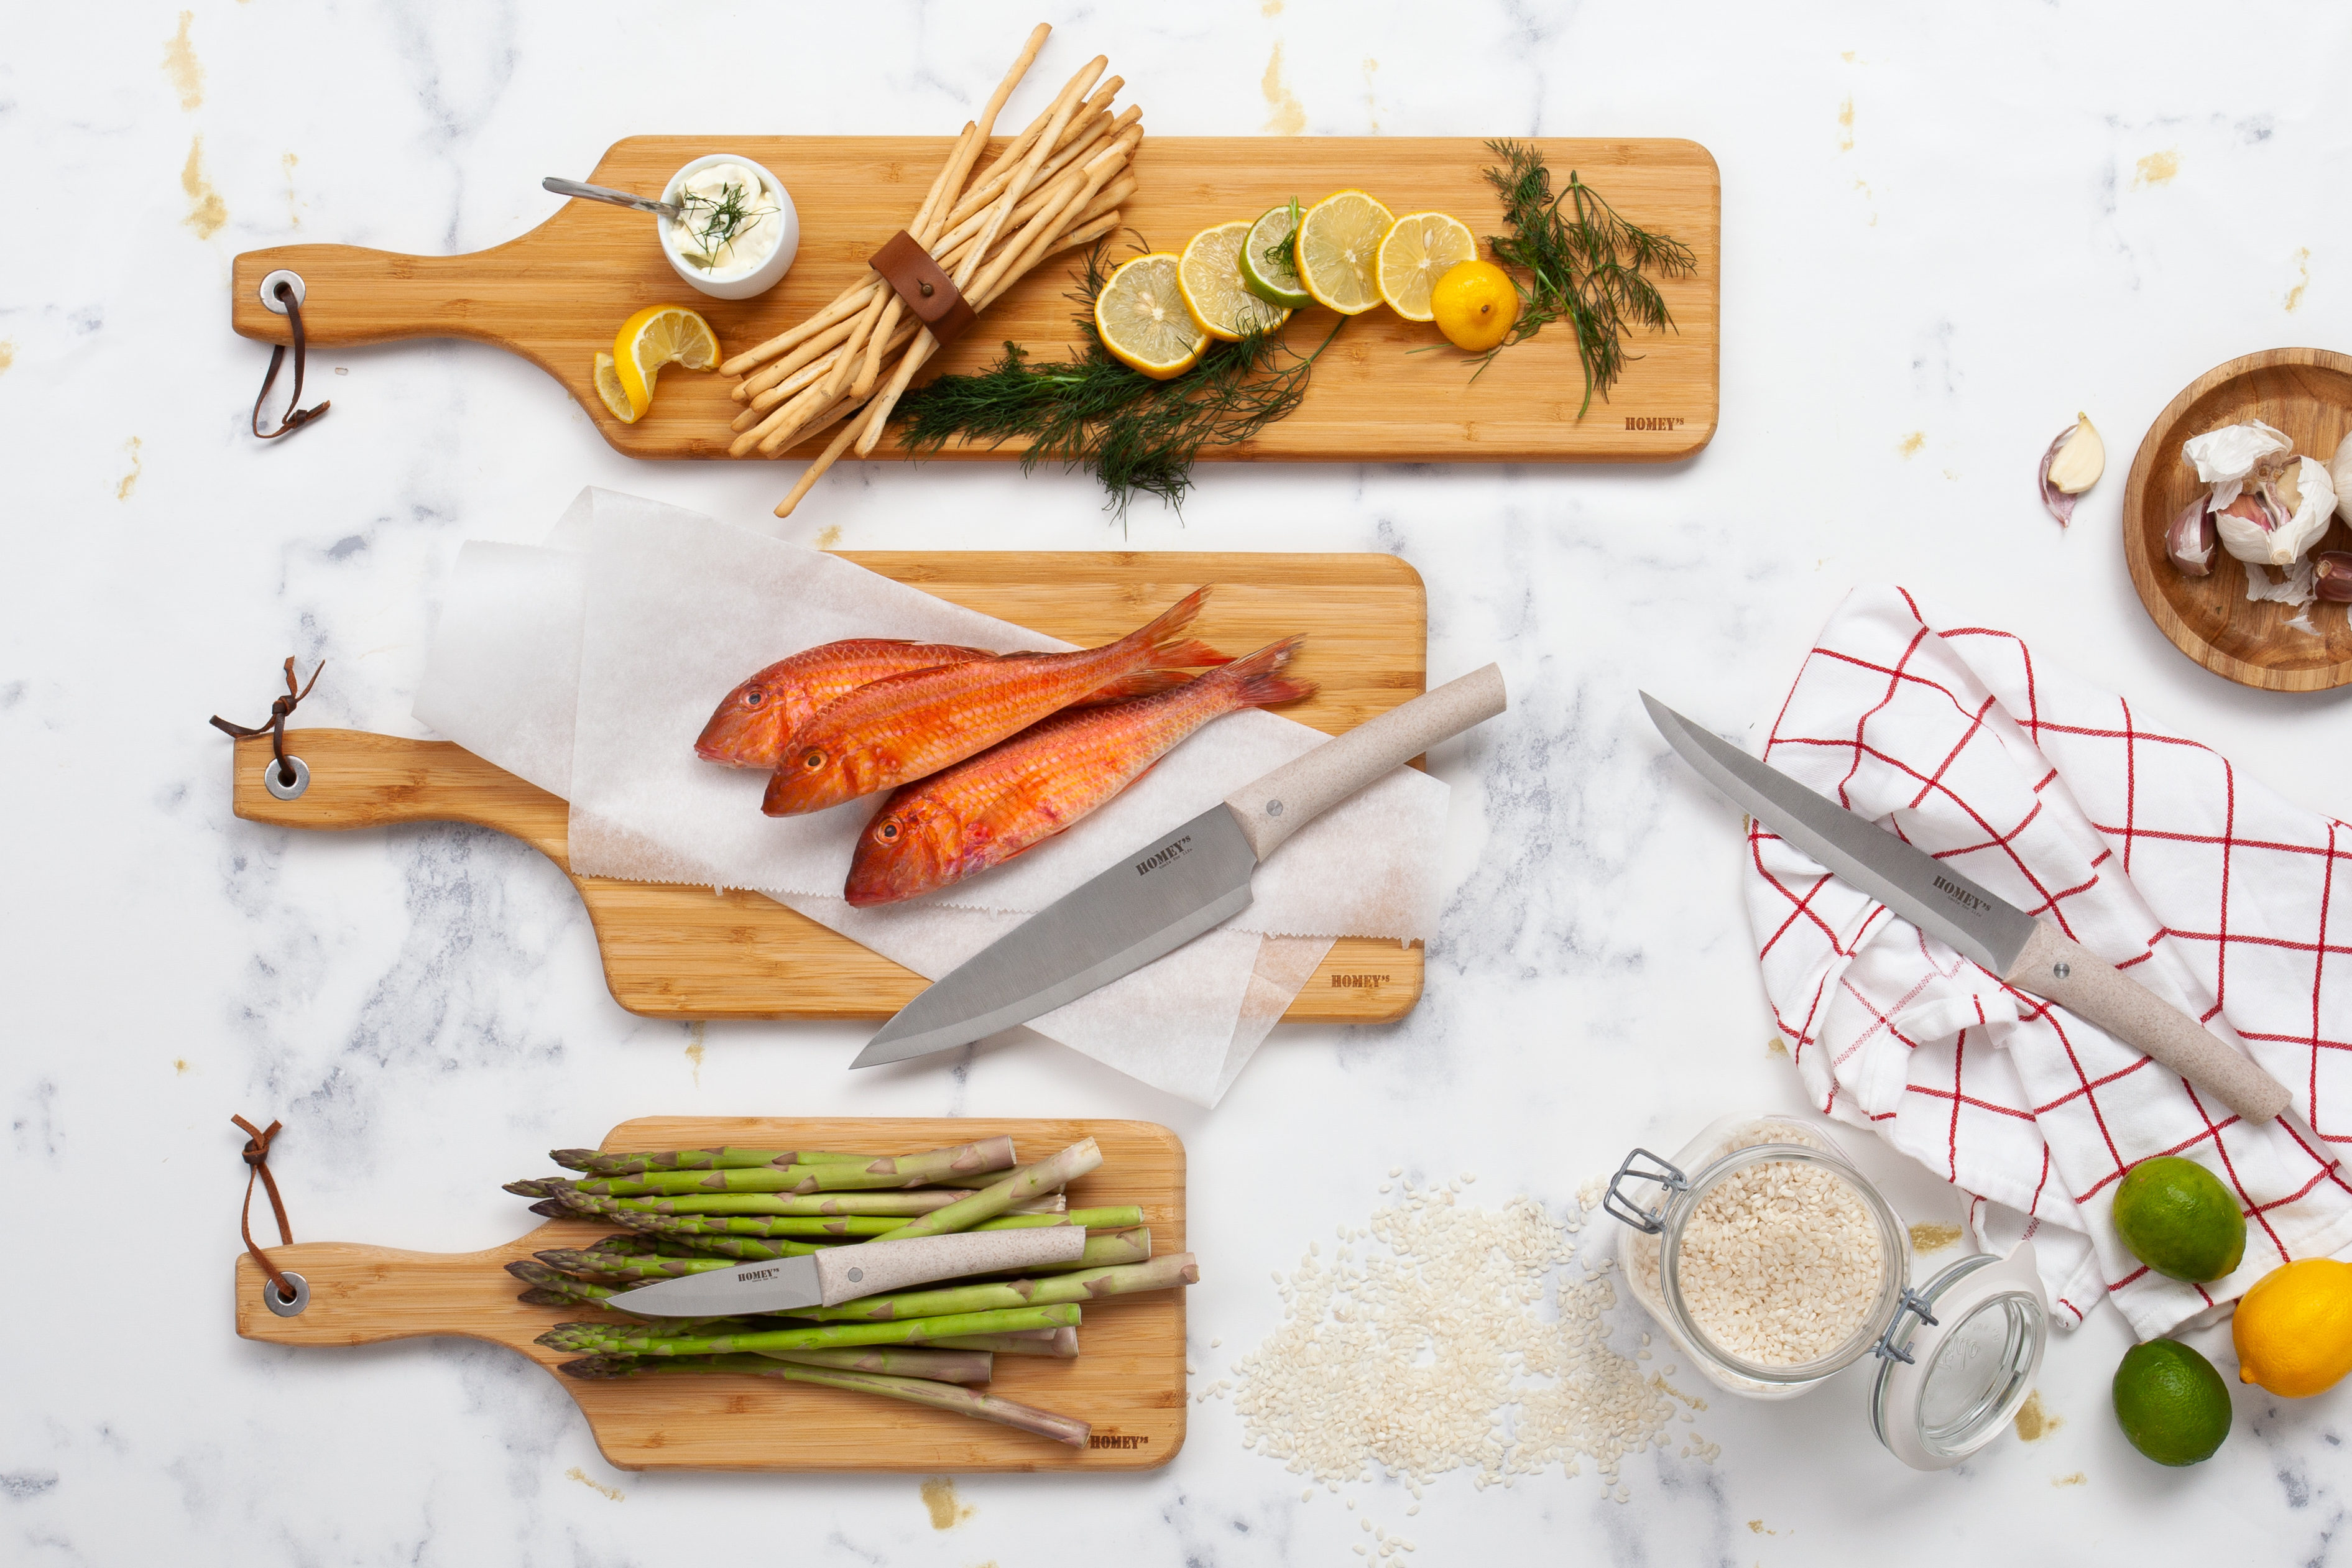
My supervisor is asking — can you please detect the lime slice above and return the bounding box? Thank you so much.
[1094,253,1207,380]
[1240,201,1311,309]
[1179,221,1293,341]
[1377,211,1478,321]
[1295,190,1395,316]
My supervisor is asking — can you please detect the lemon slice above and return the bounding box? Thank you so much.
[1179,221,1293,342]
[1294,190,1395,316]
[1240,201,1311,308]
[1376,211,1478,322]
[612,303,721,418]
[1094,253,1207,379]
[592,351,637,423]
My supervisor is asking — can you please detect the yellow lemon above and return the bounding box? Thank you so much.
[1179,220,1291,342]
[2234,1257,2352,1398]
[591,352,637,423]
[1095,252,1207,379]
[1430,259,1521,351]
[1376,211,1478,321]
[612,303,721,418]
[1293,190,1395,316]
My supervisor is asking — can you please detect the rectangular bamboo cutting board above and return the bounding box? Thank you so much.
[231,136,1718,463]
[230,551,1428,1023]
[235,1117,1185,1472]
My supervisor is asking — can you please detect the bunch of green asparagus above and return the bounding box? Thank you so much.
[505,1133,1196,1447]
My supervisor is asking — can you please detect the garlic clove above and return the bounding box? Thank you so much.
[2039,425,2082,526]
[2317,551,2352,602]
[2165,495,2218,576]
[2047,413,2104,494]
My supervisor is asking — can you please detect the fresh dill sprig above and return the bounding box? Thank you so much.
[1475,139,1696,415]
[892,240,1344,520]
[676,180,776,272]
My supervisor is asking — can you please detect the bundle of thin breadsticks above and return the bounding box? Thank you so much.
[716,24,1140,517]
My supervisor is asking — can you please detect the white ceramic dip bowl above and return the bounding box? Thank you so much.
[658,153,799,301]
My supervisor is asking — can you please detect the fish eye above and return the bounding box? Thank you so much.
[877,821,900,842]
[743,688,763,707]
[801,748,826,770]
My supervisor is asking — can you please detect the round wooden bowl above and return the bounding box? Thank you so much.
[2123,347,2352,691]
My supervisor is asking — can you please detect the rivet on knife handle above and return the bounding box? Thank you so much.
[1222,665,1507,863]
[2003,921,2290,1123]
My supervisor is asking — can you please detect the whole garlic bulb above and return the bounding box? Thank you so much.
[2184,420,2291,508]
[2215,454,2335,567]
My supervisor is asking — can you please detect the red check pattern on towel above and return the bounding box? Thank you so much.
[1743,586,2352,1340]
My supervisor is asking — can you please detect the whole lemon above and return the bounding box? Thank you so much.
[2111,1339,2233,1465]
[2234,1258,2352,1398]
[1430,260,1520,351]
[2112,1156,2245,1283]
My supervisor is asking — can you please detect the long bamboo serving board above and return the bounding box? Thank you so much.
[231,551,1427,1023]
[235,1118,1185,1471]
[231,136,1718,463]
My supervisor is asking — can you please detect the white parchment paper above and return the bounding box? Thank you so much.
[414,487,1450,1104]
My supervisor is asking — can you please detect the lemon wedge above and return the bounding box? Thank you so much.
[1294,190,1395,316]
[1094,253,1207,379]
[1179,221,1293,341]
[592,352,637,423]
[611,303,721,419]
[1377,211,1478,321]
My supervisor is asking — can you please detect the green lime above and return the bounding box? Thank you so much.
[2112,1156,2246,1283]
[1240,201,1311,308]
[2111,1339,2232,1465]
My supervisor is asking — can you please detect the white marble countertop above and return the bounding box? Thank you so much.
[7,1,2351,1562]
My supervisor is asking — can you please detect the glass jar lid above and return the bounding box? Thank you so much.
[1868,1242,2049,1471]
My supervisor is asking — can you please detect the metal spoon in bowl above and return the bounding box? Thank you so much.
[542,177,681,221]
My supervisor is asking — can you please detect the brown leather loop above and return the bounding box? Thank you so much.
[210,657,325,786]
[252,282,330,441]
[232,1114,298,1301]
[870,229,977,348]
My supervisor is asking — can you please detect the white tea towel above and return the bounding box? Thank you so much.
[1743,584,2352,1339]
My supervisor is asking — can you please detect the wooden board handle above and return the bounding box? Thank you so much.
[234,1240,542,1351]
[231,243,534,348]
[2003,921,2292,1122]
[1223,664,1507,860]
[231,729,569,862]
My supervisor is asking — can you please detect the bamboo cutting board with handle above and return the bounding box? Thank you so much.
[235,1118,1185,1471]
[230,136,1718,463]
[229,551,1429,1023]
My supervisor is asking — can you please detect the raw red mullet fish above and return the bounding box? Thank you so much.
[844,637,1316,908]
[762,586,1228,817]
[698,642,1204,769]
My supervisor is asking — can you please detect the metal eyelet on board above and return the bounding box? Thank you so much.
[1871,1285,1942,1365]
[264,756,310,800]
[1604,1148,1689,1234]
[259,269,308,313]
[263,1271,310,1317]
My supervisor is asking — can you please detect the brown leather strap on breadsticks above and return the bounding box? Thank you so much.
[210,657,324,787]
[232,1114,298,1301]
[869,230,978,348]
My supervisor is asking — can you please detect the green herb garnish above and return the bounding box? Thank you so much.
[893,241,1344,520]
[676,180,777,272]
[1475,139,1695,415]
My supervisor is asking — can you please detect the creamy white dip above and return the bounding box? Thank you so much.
[665,162,782,276]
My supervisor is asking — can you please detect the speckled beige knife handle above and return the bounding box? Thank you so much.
[811,1227,1087,1306]
[1224,664,1507,862]
[2004,922,2291,1122]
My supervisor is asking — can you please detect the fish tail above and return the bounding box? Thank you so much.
[1080,668,1194,704]
[1127,586,1217,666]
[1207,635,1317,709]
[1153,640,1234,670]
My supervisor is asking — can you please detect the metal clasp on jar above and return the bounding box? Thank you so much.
[1604,1148,1690,1234]
[1871,1286,1943,1365]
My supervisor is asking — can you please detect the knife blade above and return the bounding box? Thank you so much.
[612,1227,1089,1317]
[854,664,1510,1069]
[1641,692,2292,1123]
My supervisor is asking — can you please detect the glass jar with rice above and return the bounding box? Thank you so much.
[1606,1114,2050,1471]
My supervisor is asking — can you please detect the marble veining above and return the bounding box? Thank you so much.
[6,1,2352,1563]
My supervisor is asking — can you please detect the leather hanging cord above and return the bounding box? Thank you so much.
[210,657,325,787]
[232,1115,298,1301]
[251,280,330,440]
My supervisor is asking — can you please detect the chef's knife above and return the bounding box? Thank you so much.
[1641,692,2292,1123]
[612,1227,1088,1317]
[853,665,1510,1069]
